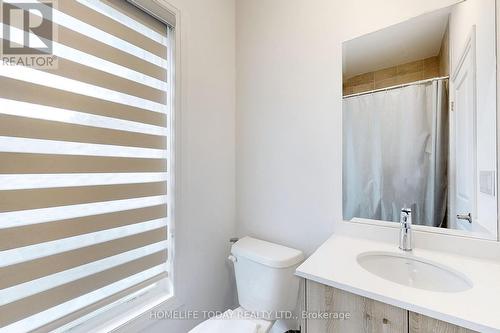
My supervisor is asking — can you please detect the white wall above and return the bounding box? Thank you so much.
[118,1,499,332]
[119,0,237,332]
[235,0,461,254]
[448,0,497,236]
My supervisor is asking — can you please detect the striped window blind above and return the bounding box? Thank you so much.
[0,1,172,332]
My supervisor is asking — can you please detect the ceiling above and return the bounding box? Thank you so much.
[343,6,451,79]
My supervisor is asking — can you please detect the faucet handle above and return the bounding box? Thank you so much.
[399,208,413,251]
[400,208,412,227]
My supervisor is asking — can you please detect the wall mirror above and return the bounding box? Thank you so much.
[342,0,498,239]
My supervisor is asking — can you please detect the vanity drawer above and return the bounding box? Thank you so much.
[409,312,477,333]
[305,281,478,333]
[305,281,407,333]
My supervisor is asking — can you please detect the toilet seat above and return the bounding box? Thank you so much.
[189,307,274,333]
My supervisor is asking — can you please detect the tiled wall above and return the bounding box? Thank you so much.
[343,56,441,96]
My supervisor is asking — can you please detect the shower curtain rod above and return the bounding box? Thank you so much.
[343,76,449,99]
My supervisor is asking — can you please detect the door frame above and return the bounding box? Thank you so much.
[449,26,478,231]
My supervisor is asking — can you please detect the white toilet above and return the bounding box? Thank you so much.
[189,236,304,333]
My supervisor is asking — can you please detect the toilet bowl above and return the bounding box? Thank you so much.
[189,307,273,333]
[189,237,304,333]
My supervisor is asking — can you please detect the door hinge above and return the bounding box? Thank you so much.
[451,101,454,111]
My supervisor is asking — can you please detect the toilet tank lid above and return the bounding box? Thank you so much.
[231,237,304,268]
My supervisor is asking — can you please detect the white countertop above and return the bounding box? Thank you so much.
[296,235,500,333]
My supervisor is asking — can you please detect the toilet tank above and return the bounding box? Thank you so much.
[231,237,304,317]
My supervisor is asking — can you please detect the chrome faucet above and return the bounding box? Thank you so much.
[399,208,412,251]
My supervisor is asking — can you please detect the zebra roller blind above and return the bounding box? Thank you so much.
[0,0,172,331]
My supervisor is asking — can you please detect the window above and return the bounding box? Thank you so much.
[0,0,174,331]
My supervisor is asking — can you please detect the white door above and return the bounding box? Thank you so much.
[451,32,476,230]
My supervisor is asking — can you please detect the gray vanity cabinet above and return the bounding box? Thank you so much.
[305,281,477,333]
[409,312,477,333]
[305,281,407,333]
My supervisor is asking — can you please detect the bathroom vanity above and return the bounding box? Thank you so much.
[296,235,500,333]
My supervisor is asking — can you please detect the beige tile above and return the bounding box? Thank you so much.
[423,66,440,79]
[344,56,441,93]
[375,77,398,89]
[424,56,439,67]
[374,66,397,82]
[397,71,424,84]
[423,56,440,79]
[439,66,449,77]
[347,72,374,86]
[424,61,439,71]
[343,85,353,96]
[351,82,374,94]
[397,60,423,75]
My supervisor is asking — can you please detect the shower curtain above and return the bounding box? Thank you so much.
[343,80,448,227]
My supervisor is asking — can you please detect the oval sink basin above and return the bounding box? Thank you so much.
[357,251,472,292]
